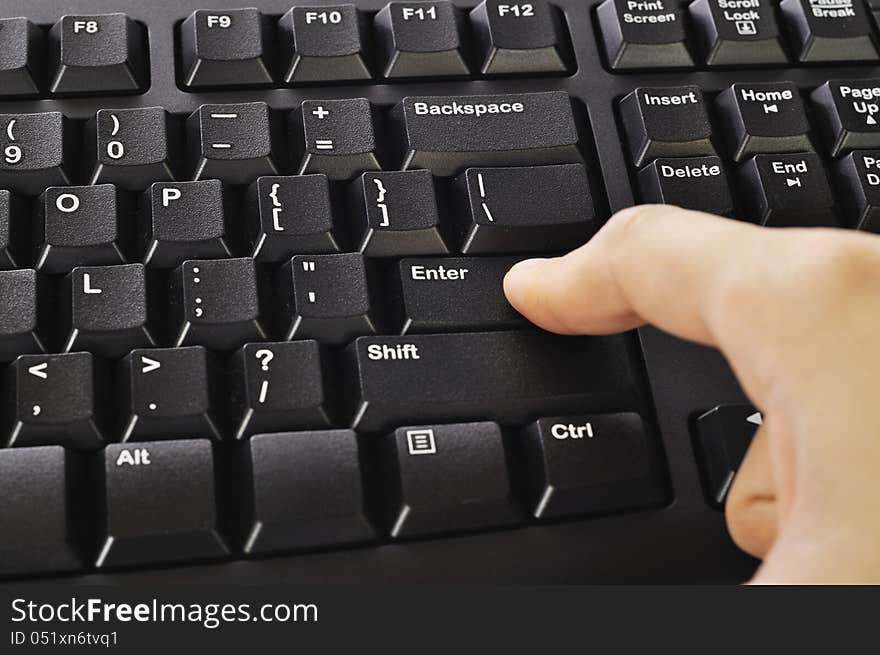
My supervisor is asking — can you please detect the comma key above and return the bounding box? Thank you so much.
[345,331,637,432]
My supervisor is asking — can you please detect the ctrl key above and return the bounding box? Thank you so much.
[94,440,229,569]
[379,422,521,539]
[518,414,668,520]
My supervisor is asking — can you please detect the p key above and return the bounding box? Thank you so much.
[188,102,283,185]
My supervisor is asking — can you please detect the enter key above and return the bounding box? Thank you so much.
[395,256,527,333]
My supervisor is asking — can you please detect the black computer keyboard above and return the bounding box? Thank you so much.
[5,0,876,584]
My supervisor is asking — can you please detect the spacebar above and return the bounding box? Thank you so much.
[346,331,637,432]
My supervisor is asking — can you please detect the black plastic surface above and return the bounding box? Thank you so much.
[2,0,842,583]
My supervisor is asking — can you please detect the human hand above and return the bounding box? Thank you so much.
[503,204,880,584]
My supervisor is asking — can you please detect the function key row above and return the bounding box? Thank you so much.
[1,411,667,574]
[179,1,571,88]
[0,164,596,273]
[619,79,880,229]
[0,14,147,97]
[597,0,880,69]
[0,91,584,193]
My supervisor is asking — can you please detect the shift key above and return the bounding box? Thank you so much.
[346,331,637,432]
[392,92,582,177]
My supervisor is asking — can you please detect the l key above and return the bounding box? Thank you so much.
[61,264,155,358]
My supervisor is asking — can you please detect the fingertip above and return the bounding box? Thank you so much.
[503,257,549,309]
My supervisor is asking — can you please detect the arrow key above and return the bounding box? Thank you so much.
[716,82,812,163]
[693,404,761,507]
[117,346,224,442]
[0,352,108,449]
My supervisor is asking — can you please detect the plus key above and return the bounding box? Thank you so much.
[293,99,381,181]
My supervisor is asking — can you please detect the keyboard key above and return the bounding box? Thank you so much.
[48,14,147,94]
[693,404,761,506]
[596,0,694,70]
[454,164,596,253]
[470,0,568,75]
[86,107,179,189]
[395,256,526,333]
[60,264,155,358]
[0,269,46,362]
[688,0,787,66]
[812,79,880,157]
[0,18,44,97]
[638,156,735,216]
[1,352,107,449]
[380,422,520,538]
[836,150,880,231]
[278,5,371,84]
[0,190,25,269]
[188,102,283,184]
[738,153,837,227]
[117,346,223,442]
[0,446,85,576]
[716,82,812,162]
[351,170,449,256]
[393,91,581,177]
[168,258,268,351]
[620,86,715,167]
[346,331,636,432]
[230,341,336,439]
[374,1,470,78]
[780,0,879,63]
[95,440,229,568]
[240,430,376,553]
[518,414,667,519]
[277,253,379,345]
[246,175,341,262]
[294,98,380,180]
[35,184,130,274]
[142,180,233,269]
[180,8,273,88]
[0,112,75,196]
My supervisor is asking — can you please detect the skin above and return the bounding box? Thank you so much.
[503,204,880,584]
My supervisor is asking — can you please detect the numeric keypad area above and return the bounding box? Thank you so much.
[620,79,880,231]
[178,1,572,88]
